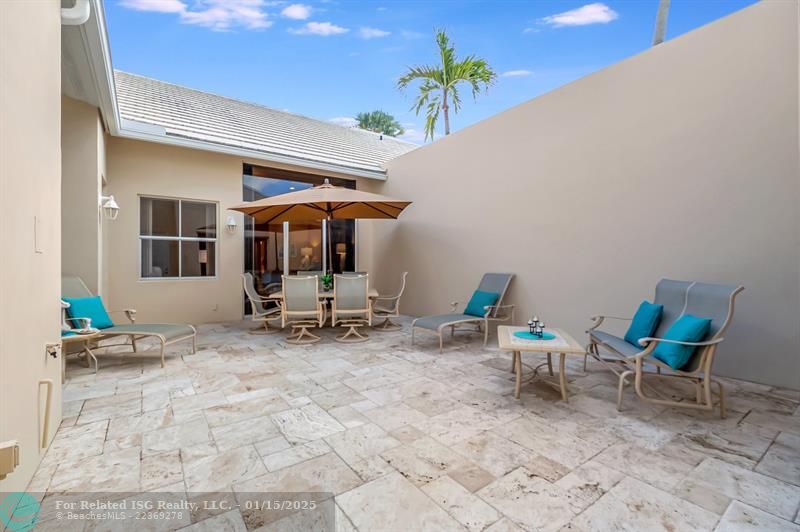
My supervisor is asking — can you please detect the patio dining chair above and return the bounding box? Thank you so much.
[587,279,743,417]
[281,275,326,344]
[242,273,282,334]
[372,271,408,330]
[332,274,372,343]
[412,273,515,352]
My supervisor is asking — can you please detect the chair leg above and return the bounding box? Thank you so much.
[617,370,633,410]
[547,353,554,377]
[85,345,98,374]
[160,340,165,368]
[715,379,726,419]
[131,335,138,353]
[335,324,369,343]
[286,324,321,345]
[483,322,489,346]
[373,317,401,331]
[192,334,197,354]
[439,333,443,353]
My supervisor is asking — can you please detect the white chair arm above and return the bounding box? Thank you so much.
[638,336,724,347]
[588,314,631,331]
[108,308,137,323]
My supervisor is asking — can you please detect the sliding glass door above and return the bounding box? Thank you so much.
[242,165,356,312]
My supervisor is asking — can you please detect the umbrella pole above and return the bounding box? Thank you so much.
[327,214,333,275]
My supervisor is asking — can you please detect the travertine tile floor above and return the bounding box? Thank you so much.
[30,319,800,531]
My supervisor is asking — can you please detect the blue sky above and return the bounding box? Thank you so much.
[106,0,756,143]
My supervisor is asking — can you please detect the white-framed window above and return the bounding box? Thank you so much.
[139,196,217,279]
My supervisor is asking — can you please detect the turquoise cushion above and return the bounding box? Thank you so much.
[464,290,499,317]
[653,314,712,370]
[63,296,114,330]
[624,300,663,346]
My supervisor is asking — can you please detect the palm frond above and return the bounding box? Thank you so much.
[423,100,441,141]
[397,64,444,91]
[449,84,462,113]
[410,79,439,116]
[448,55,496,99]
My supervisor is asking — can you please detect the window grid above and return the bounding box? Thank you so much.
[139,197,217,280]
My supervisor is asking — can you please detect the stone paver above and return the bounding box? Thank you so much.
[35,319,800,531]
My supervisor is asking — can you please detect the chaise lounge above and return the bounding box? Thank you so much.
[412,272,514,352]
[62,275,197,368]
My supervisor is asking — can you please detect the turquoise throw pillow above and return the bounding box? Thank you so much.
[63,296,114,330]
[624,301,663,346]
[653,314,712,370]
[464,290,499,317]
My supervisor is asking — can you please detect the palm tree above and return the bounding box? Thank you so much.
[355,110,405,137]
[397,29,496,140]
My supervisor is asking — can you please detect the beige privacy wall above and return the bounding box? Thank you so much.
[372,0,800,389]
[0,0,63,491]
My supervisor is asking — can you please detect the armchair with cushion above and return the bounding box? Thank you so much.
[587,279,743,417]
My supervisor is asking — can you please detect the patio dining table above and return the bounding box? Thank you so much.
[266,289,379,300]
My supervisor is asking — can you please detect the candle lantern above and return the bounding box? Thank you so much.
[528,317,546,338]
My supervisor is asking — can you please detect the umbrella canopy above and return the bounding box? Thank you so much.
[229,179,412,225]
[229,179,412,274]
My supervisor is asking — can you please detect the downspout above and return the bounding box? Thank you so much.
[61,0,91,26]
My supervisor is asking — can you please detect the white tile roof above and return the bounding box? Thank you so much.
[114,71,416,177]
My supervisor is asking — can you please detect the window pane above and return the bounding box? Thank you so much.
[140,197,178,237]
[181,241,216,277]
[331,220,355,273]
[141,239,179,277]
[182,201,216,238]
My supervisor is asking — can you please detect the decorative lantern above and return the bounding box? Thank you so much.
[528,316,546,338]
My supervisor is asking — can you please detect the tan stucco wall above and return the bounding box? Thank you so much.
[0,0,63,490]
[372,0,800,389]
[62,96,106,295]
[105,137,374,324]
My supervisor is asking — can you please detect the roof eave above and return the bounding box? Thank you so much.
[117,124,389,181]
[80,0,122,135]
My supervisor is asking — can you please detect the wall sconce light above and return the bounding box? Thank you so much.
[225,215,238,233]
[100,195,119,220]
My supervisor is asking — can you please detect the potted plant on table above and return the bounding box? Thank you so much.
[321,273,333,291]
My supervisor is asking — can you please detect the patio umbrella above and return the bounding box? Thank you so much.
[229,178,412,273]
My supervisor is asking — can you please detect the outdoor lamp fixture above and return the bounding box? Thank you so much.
[225,216,237,233]
[100,195,119,220]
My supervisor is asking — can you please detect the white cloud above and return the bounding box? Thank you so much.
[400,29,425,39]
[329,116,358,128]
[120,0,272,31]
[541,3,618,27]
[501,69,532,77]
[120,0,186,13]
[359,26,390,39]
[289,21,349,35]
[281,3,311,20]
[522,27,540,34]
